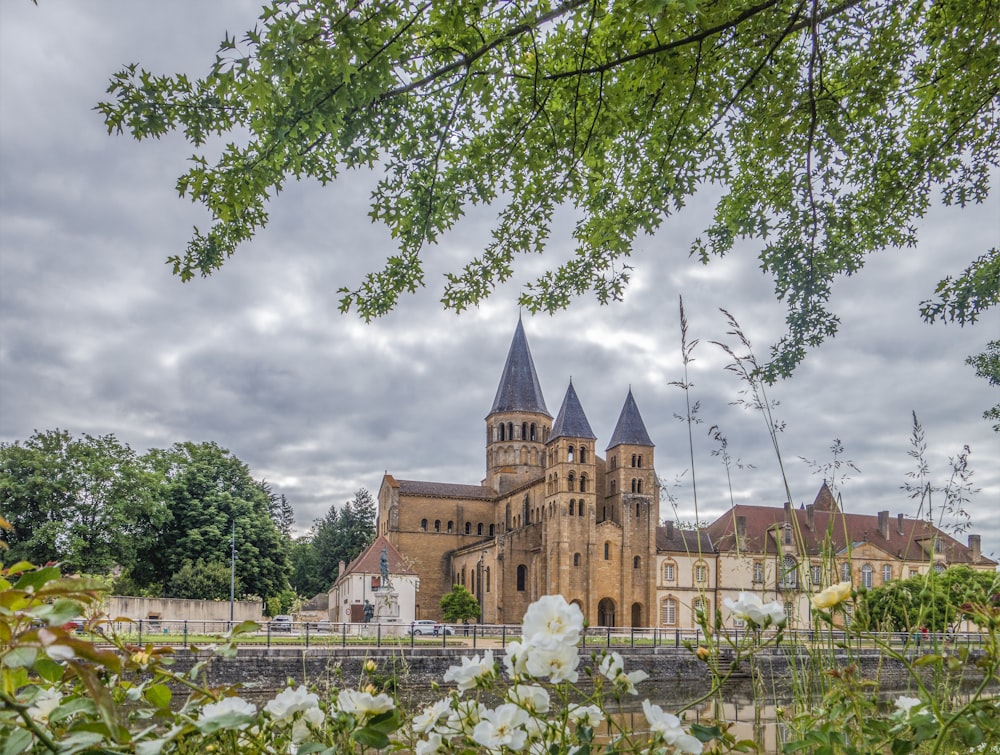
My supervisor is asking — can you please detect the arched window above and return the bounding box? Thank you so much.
[569,500,575,515]
[881,564,892,583]
[522,422,528,440]
[434,520,441,532]
[461,568,466,586]
[489,524,495,537]
[610,480,616,494]
[579,474,587,492]
[568,445,575,462]
[637,479,643,494]
[579,446,587,463]
[530,423,536,441]
[638,455,643,468]
[463,522,470,534]
[633,556,641,569]
[631,479,637,493]
[663,562,675,582]
[841,562,851,582]
[567,472,575,492]
[573,553,581,567]
[604,542,611,560]
[661,598,677,626]
[861,563,873,589]
[578,502,585,517]
[610,455,616,470]
[507,422,514,441]
[636,503,641,518]
[781,556,798,588]
[516,565,527,591]
[695,561,708,583]
[631,454,637,467]
[477,523,484,536]
[421,519,427,531]
[499,423,506,441]
[448,520,454,533]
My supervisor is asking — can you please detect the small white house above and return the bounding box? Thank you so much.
[328,535,419,630]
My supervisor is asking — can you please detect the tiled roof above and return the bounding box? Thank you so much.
[607,389,654,449]
[549,381,597,441]
[397,479,496,500]
[489,319,550,416]
[705,487,996,566]
[656,524,714,554]
[336,534,418,585]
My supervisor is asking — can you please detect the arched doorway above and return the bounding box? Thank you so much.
[598,598,616,627]
[631,602,643,627]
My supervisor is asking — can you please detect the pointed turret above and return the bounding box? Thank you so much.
[485,320,552,493]
[489,318,549,416]
[550,381,597,441]
[607,389,654,449]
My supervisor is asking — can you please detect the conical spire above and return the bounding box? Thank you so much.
[549,381,597,441]
[606,388,654,449]
[489,319,549,416]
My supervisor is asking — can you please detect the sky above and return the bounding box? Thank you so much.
[2,2,998,562]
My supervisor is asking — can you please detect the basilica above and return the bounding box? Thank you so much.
[371,321,994,629]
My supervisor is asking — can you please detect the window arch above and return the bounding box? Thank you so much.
[573,553,581,567]
[633,556,641,569]
[631,454,637,467]
[489,524,495,537]
[507,422,514,441]
[662,561,676,582]
[579,446,587,463]
[522,422,528,440]
[421,518,427,531]
[567,472,576,492]
[578,502,585,517]
[447,520,454,533]
[604,542,611,560]
[881,564,892,584]
[637,455,643,468]
[465,522,472,535]
[694,561,708,584]
[861,563,873,589]
[569,500,575,516]
[477,523,484,536]
[780,555,798,588]
[567,445,575,462]
[434,520,441,532]
[499,423,506,441]
[661,597,677,626]
[637,479,643,494]
[610,480,616,494]
[631,479,637,493]
[579,474,587,492]
[516,564,527,591]
[530,423,537,441]
[636,503,641,518]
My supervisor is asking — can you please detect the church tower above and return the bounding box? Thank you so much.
[485,319,551,494]
[542,381,597,612]
[604,389,658,627]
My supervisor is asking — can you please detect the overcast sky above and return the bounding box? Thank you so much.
[2,2,998,562]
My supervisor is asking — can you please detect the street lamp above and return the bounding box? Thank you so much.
[478,551,484,624]
[229,520,236,625]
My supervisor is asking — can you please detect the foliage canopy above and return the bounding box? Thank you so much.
[440,583,481,623]
[99,0,999,378]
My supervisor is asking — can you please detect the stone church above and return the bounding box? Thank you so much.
[376,318,660,627]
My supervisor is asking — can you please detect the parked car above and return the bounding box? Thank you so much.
[305,620,332,632]
[409,620,454,636]
[269,615,294,632]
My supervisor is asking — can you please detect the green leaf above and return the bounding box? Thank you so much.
[2,645,38,668]
[352,724,391,750]
[34,656,65,683]
[143,684,172,710]
[13,565,60,592]
[0,728,32,755]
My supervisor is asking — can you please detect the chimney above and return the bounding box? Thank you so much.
[736,516,746,538]
[806,504,815,530]
[969,534,981,562]
[897,513,905,535]
[784,501,791,520]
[878,511,889,540]
[666,521,674,539]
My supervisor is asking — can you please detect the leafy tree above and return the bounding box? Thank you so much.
[98,0,998,379]
[288,536,324,597]
[0,430,162,575]
[139,441,290,601]
[966,340,1000,432]
[166,559,234,601]
[309,489,376,593]
[440,584,480,624]
[262,481,296,538]
[859,566,1000,633]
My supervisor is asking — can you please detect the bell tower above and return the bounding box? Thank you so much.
[485,319,551,494]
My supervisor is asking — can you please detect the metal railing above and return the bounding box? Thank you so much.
[90,619,989,653]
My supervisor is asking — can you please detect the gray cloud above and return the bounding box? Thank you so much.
[2,1,997,561]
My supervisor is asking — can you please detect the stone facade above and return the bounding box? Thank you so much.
[376,321,997,630]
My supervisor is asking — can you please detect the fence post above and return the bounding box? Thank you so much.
[502,624,506,648]
[266,624,271,649]
[305,622,310,648]
[342,622,347,648]
[377,623,382,648]
[183,620,188,647]
[473,624,477,650]
[138,619,143,647]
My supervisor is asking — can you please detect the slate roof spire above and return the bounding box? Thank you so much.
[550,380,597,441]
[489,318,550,416]
[607,388,654,449]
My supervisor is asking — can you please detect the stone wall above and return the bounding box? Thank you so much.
[107,596,262,623]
